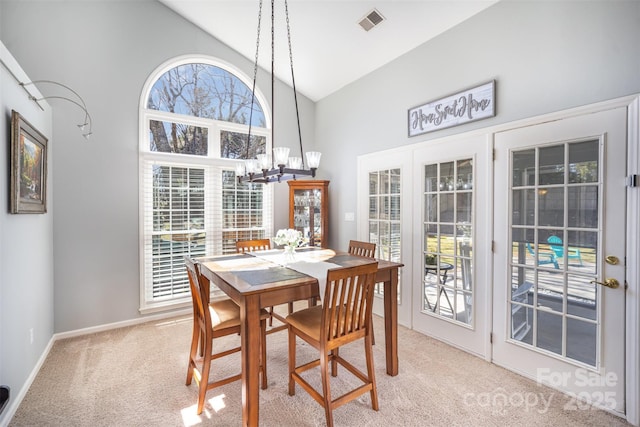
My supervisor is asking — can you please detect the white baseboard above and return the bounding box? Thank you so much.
[0,309,192,426]
[0,337,54,427]
[53,309,191,340]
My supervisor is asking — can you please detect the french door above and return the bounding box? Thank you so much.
[411,135,491,358]
[492,108,627,414]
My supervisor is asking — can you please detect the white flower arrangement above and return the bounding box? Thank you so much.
[274,228,305,248]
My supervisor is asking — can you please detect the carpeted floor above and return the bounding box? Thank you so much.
[9,312,630,426]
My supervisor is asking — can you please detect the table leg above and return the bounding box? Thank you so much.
[240,295,261,427]
[383,268,399,376]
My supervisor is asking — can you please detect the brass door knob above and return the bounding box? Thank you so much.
[590,278,620,289]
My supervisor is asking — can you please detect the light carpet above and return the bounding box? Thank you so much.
[9,311,629,426]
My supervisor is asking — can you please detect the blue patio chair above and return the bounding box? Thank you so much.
[526,243,559,269]
[547,236,583,266]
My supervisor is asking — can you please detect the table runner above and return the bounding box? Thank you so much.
[250,248,341,298]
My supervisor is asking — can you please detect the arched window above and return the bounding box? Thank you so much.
[139,56,272,312]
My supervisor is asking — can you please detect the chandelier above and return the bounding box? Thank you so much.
[236,0,321,184]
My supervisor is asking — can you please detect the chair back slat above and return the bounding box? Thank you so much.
[348,240,376,258]
[236,238,271,253]
[322,263,378,344]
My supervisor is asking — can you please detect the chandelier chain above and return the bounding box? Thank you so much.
[271,0,275,166]
[285,0,306,168]
[246,0,264,159]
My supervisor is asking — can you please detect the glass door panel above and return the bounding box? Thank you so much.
[422,159,474,325]
[368,169,402,299]
[508,140,600,365]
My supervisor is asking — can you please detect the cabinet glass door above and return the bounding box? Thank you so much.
[293,188,322,246]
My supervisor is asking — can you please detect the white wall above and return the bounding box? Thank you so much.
[317,0,640,249]
[0,0,316,334]
[0,42,54,425]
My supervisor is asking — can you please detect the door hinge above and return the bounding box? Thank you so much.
[491,241,495,252]
[493,149,496,161]
[627,174,639,187]
[490,332,493,343]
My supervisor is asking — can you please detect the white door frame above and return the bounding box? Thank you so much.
[626,97,640,427]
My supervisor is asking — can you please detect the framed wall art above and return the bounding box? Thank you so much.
[10,110,48,214]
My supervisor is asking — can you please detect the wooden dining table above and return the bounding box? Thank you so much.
[196,247,403,427]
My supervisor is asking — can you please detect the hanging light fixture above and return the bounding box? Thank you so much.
[20,80,93,140]
[236,0,321,184]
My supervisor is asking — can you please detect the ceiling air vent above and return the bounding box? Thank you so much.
[358,9,385,32]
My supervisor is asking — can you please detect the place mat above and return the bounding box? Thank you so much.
[322,254,363,264]
[233,266,310,286]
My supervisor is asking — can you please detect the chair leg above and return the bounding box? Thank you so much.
[371,322,376,346]
[365,333,379,411]
[186,321,199,385]
[197,341,213,415]
[320,350,334,427]
[199,330,205,357]
[260,319,268,390]
[288,327,296,396]
[268,306,274,326]
[331,348,338,377]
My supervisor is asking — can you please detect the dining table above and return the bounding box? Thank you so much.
[196,246,403,427]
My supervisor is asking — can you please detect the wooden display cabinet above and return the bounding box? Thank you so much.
[288,180,329,247]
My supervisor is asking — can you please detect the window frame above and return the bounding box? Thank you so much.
[138,55,273,313]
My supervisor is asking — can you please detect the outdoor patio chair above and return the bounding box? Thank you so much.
[526,242,559,269]
[547,236,583,266]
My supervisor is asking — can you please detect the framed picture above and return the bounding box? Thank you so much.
[10,110,48,214]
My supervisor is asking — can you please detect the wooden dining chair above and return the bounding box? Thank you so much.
[348,239,377,344]
[348,240,376,258]
[184,256,269,415]
[236,238,294,332]
[286,262,379,427]
[236,238,272,254]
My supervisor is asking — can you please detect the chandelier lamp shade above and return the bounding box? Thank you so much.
[20,80,93,140]
[236,0,321,184]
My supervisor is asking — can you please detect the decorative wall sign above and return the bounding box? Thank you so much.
[408,80,495,137]
[10,110,48,213]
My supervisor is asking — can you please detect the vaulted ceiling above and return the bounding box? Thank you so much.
[160,0,499,101]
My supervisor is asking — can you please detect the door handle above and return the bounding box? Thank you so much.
[590,278,620,289]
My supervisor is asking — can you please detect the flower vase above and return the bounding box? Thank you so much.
[282,245,296,266]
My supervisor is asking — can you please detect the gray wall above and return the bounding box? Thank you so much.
[0,47,54,423]
[0,0,316,336]
[317,0,640,250]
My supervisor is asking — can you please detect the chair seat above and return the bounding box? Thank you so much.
[286,305,323,341]
[209,299,270,331]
